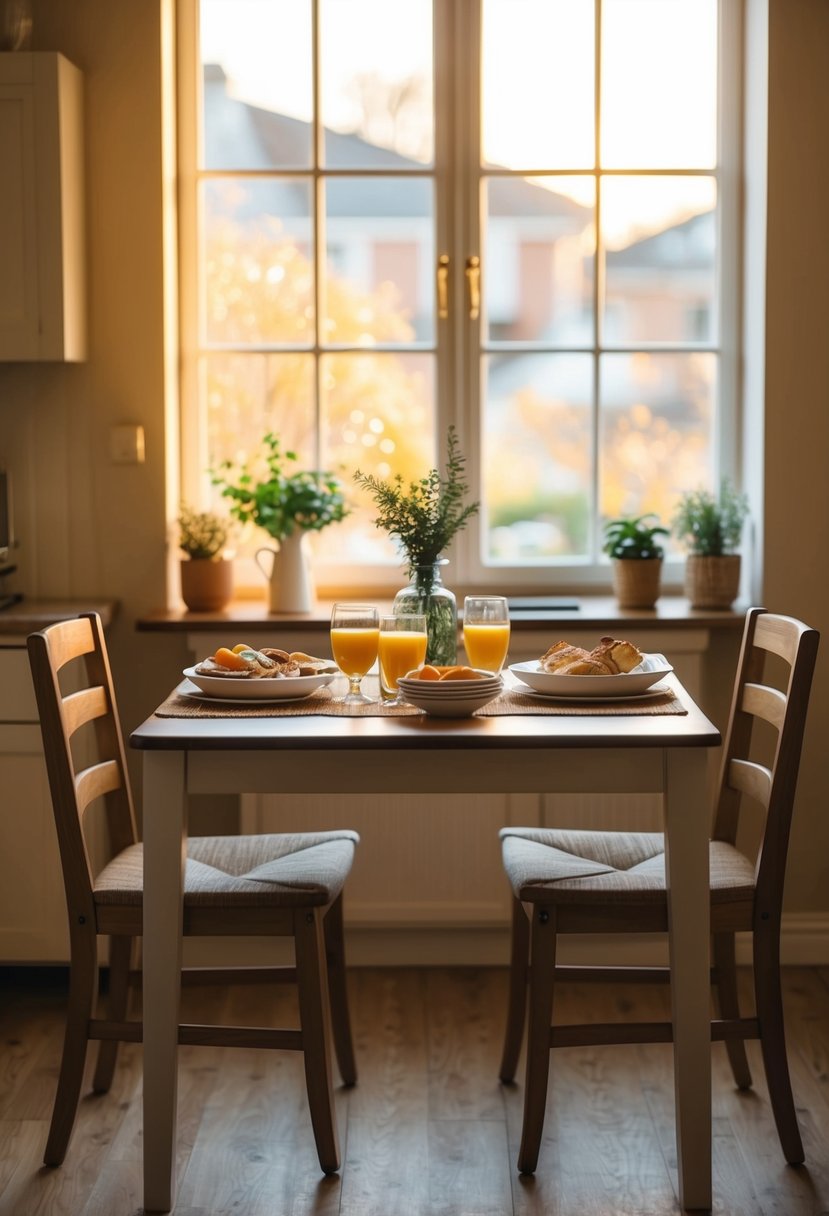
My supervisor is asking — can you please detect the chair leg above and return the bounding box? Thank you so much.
[517,905,557,1175]
[92,934,133,1093]
[753,919,804,1165]
[499,894,530,1083]
[44,928,98,1167]
[712,931,752,1089]
[295,907,340,1174]
[323,894,357,1087]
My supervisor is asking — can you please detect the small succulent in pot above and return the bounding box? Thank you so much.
[602,513,670,561]
[603,513,669,610]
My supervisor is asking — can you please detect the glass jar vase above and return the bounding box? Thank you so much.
[392,560,458,666]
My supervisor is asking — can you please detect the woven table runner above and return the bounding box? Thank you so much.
[155,684,685,719]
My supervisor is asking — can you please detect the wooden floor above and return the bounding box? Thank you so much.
[1,965,829,1215]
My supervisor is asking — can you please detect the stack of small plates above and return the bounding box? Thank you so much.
[396,669,504,717]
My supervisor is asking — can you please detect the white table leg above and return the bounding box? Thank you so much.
[664,748,712,1211]
[142,751,186,1213]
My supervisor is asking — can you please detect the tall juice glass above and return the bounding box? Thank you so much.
[462,595,510,672]
[378,615,427,706]
[330,603,380,704]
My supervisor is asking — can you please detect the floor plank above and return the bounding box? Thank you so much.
[1,966,829,1215]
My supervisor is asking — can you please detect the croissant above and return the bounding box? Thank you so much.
[540,642,592,673]
[590,636,643,673]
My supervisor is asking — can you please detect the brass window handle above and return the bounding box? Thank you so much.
[465,255,480,321]
[437,254,450,319]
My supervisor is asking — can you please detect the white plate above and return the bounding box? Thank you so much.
[180,683,320,706]
[508,654,673,699]
[182,667,337,701]
[513,682,672,704]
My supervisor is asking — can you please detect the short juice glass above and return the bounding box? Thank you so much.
[378,614,428,706]
[330,603,380,704]
[462,595,510,672]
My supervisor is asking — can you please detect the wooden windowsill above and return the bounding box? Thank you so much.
[135,595,747,636]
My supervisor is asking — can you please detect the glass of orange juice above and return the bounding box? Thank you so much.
[330,603,380,704]
[462,595,510,672]
[378,614,428,706]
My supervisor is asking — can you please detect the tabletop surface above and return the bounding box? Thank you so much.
[131,673,721,753]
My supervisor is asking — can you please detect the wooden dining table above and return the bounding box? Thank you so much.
[131,671,721,1213]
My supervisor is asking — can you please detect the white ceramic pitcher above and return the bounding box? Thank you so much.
[255,530,315,614]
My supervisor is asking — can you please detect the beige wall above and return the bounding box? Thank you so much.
[762,0,829,910]
[0,1,827,910]
[0,1,188,810]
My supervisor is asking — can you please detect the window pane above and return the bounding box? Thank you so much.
[204,351,316,484]
[200,0,313,170]
[482,0,595,170]
[317,351,436,562]
[601,0,717,169]
[320,0,433,167]
[485,176,595,345]
[602,177,716,346]
[483,354,593,560]
[599,352,716,528]
[202,179,314,345]
[323,179,434,345]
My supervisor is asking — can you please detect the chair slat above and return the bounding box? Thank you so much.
[753,613,802,664]
[728,758,772,809]
[741,682,786,730]
[75,759,122,813]
[62,686,109,739]
[44,617,96,672]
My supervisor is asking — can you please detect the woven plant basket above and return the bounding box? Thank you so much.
[611,558,662,609]
[684,554,740,609]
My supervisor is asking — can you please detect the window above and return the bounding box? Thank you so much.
[178,0,739,590]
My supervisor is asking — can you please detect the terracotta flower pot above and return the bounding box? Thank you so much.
[684,554,741,609]
[180,558,233,612]
[611,557,662,609]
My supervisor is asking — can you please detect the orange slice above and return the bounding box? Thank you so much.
[417,665,442,680]
[232,642,255,654]
[439,665,478,681]
[213,647,253,671]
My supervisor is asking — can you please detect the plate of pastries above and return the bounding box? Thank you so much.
[183,644,338,702]
[509,636,673,699]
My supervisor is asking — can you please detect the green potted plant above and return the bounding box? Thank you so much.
[178,503,233,612]
[354,426,479,664]
[602,513,670,609]
[672,480,749,609]
[212,433,349,613]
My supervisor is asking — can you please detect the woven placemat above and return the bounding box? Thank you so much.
[155,684,685,719]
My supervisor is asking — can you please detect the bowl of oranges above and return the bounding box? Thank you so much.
[396,664,503,717]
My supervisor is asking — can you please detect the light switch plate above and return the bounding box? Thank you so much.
[109,425,146,464]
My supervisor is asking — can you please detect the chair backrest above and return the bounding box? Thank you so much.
[27,612,138,925]
[712,607,820,918]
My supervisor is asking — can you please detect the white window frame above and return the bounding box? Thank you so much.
[176,0,743,596]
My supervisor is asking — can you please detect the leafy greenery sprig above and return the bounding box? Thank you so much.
[354,426,479,573]
[672,480,749,556]
[178,503,230,560]
[603,513,669,560]
[212,433,349,543]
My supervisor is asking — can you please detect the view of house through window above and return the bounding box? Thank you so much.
[182,0,730,583]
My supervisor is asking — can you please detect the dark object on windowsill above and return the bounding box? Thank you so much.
[507,597,581,614]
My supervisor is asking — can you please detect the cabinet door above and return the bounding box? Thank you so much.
[0,727,69,960]
[0,74,39,358]
[0,52,86,362]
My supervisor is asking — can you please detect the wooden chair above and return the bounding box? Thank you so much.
[498,608,819,1174]
[27,612,358,1173]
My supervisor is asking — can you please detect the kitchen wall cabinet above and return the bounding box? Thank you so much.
[0,52,86,362]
